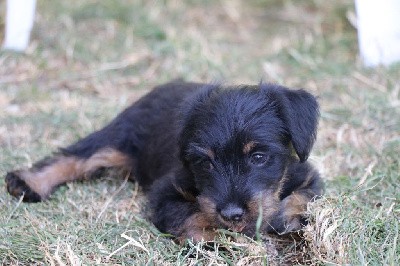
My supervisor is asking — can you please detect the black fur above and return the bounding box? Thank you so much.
[6,172,42,203]
[5,81,323,240]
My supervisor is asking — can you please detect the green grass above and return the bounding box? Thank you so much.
[1,0,399,264]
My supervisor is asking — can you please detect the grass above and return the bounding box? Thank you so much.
[0,0,399,264]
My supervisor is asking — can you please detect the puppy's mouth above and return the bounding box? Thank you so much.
[197,196,252,233]
[196,190,280,235]
[217,216,248,233]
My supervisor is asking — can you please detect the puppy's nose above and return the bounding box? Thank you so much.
[219,204,244,222]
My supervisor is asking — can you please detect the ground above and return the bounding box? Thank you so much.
[0,0,399,265]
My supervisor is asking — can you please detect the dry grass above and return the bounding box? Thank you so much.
[0,0,399,265]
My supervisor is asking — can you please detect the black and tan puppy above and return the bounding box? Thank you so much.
[5,81,323,242]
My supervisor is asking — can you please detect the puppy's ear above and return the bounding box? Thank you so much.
[178,84,220,161]
[261,84,320,162]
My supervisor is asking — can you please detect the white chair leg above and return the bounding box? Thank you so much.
[2,0,37,51]
[355,0,400,67]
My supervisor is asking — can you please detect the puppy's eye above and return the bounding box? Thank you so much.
[195,159,213,170]
[250,152,269,166]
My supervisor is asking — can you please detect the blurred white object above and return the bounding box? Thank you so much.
[355,0,400,67]
[2,0,37,51]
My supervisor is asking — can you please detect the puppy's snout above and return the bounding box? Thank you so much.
[219,203,245,222]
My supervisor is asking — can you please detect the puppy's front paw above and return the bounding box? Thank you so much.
[281,214,307,233]
[178,212,217,244]
[273,192,310,234]
[179,228,217,244]
[5,171,42,202]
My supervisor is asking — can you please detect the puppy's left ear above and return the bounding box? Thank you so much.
[262,84,320,162]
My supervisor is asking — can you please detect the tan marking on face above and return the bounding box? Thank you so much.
[197,195,218,219]
[197,191,281,235]
[247,189,280,225]
[20,148,131,198]
[243,141,257,154]
[194,146,215,160]
[205,149,215,160]
[197,196,247,233]
[217,215,248,233]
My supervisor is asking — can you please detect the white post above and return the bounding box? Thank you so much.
[355,0,400,67]
[2,0,37,51]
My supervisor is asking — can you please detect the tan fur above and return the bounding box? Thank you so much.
[274,166,289,199]
[197,195,217,218]
[194,146,215,160]
[173,183,196,202]
[178,212,217,243]
[297,169,317,190]
[280,191,312,231]
[205,149,215,160]
[20,148,131,198]
[247,189,280,228]
[242,141,257,154]
[198,195,249,232]
[282,191,310,217]
[196,190,281,235]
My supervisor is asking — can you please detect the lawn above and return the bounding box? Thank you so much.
[0,0,399,265]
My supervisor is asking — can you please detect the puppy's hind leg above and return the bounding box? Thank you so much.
[6,124,136,202]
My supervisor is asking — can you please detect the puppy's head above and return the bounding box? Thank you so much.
[179,83,319,234]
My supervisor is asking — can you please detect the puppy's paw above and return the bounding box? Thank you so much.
[280,214,307,233]
[272,192,310,234]
[5,171,42,202]
[178,212,217,244]
[179,228,217,244]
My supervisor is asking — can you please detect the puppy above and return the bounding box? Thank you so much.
[5,81,323,242]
